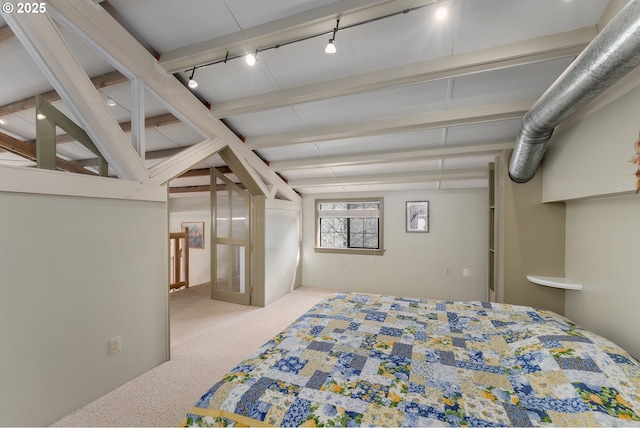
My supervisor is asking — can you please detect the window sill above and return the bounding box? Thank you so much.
[314,247,385,256]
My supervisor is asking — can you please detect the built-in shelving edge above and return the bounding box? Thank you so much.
[526,275,583,290]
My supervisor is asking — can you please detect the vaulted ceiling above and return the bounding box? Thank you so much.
[0,0,617,197]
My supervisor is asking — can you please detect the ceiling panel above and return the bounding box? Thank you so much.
[450,57,574,109]
[107,0,239,53]
[316,128,445,157]
[330,159,442,177]
[292,80,450,129]
[256,142,320,162]
[457,0,608,53]
[224,106,303,137]
[445,119,522,145]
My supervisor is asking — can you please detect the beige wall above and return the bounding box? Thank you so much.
[564,195,640,358]
[0,190,169,426]
[169,195,211,286]
[542,71,640,358]
[301,189,488,301]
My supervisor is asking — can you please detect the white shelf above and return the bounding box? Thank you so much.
[526,275,583,290]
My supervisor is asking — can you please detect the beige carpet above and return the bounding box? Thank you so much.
[51,284,336,427]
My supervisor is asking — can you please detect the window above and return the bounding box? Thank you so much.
[315,198,384,255]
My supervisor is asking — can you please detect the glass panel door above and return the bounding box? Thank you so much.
[211,170,251,305]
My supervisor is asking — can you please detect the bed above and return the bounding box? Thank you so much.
[183,292,640,427]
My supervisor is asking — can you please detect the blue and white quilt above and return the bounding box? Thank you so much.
[183,293,640,427]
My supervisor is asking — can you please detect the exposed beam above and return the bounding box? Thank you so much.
[4,9,149,181]
[178,166,232,177]
[0,70,127,117]
[0,25,13,43]
[51,0,299,201]
[269,141,513,171]
[246,99,534,150]
[212,27,594,118]
[148,138,225,186]
[287,167,488,188]
[48,112,179,145]
[169,182,246,194]
[159,0,434,73]
[0,131,95,175]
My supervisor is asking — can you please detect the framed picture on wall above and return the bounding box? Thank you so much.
[406,201,429,233]
[181,221,205,249]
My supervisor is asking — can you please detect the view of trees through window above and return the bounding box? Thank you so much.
[318,202,379,249]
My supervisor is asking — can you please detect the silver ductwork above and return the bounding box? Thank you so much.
[509,0,640,183]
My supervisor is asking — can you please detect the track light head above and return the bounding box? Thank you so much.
[325,39,336,54]
[188,66,198,88]
[325,19,340,54]
[245,52,257,66]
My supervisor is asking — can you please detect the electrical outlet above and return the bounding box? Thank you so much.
[109,336,121,354]
[463,268,470,277]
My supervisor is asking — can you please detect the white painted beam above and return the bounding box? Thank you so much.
[48,0,299,202]
[246,99,534,150]
[269,142,513,171]
[148,138,225,186]
[3,5,149,182]
[213,27,594,118]
[287,168,488,188]
[159,0,436,73]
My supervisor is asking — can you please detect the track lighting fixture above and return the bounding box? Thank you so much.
[245,51,257,66]
[187,66,198,88]
[325,19,339,54]
[182,4,441,75]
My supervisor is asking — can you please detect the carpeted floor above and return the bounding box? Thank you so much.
[51,284,335,427]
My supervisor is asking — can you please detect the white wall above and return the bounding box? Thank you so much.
[564,195,640,359]
[301,189,488,301]
[541,72,640,359]
[0,183,169,426]
[542,72,640,202]
[265,208,301,305]
[169,196,211,286]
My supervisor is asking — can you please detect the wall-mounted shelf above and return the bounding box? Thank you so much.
[526,275,583,290]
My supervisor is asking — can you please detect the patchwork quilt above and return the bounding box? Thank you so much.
[183,293,640,427]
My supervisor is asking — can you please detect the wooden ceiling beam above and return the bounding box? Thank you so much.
[0,25,13,43]
[0,70,127,117]
[0,131,95,175]
[169,182,246,194]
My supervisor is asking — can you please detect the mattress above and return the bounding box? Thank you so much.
[183,292,640,427]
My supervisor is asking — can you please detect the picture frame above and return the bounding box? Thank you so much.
[406,201,429,233]
[181,221,205,249]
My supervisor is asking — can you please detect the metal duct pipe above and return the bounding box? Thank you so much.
[509,0,640,183]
